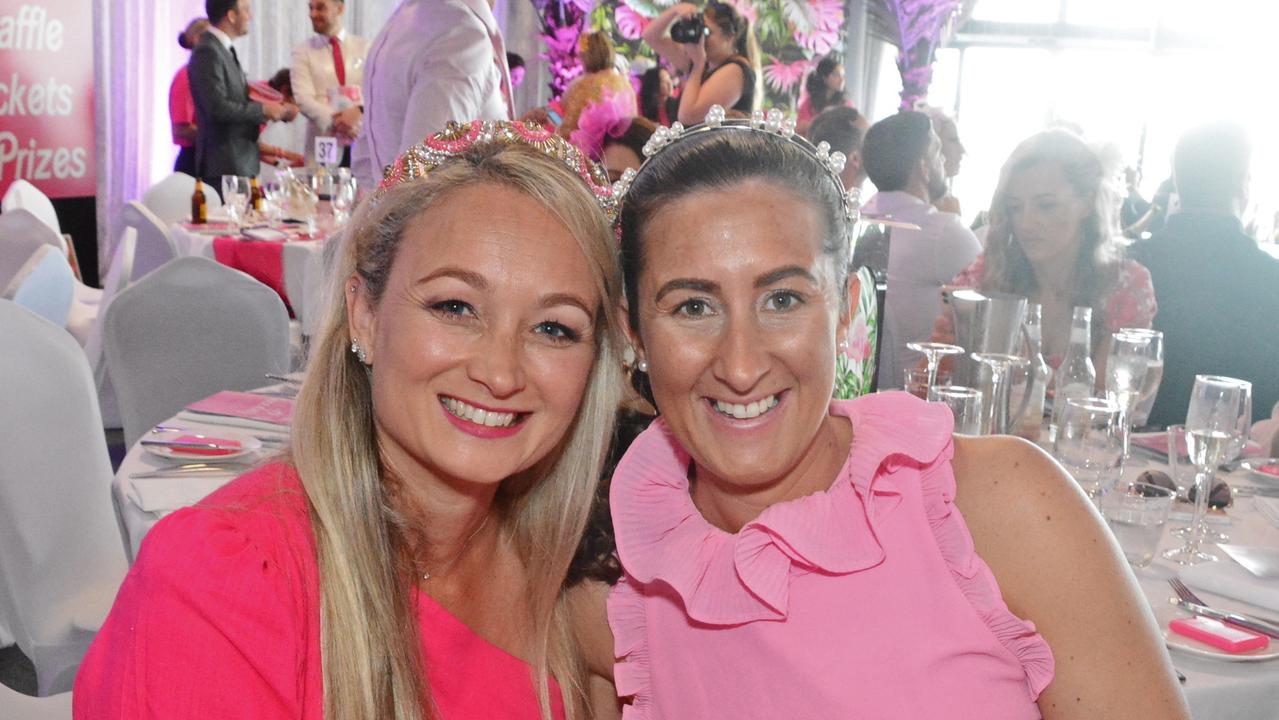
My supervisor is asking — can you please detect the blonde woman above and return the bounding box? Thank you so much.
[558,31,637,139]
[75,123,624,720]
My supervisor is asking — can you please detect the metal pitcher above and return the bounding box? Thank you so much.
[941,287,1034,434]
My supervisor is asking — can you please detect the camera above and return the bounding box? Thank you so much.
[670,13,708,44]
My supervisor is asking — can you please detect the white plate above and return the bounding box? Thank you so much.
[142,429,261,461]
[1164,627,1279,662]
[1238,458,1279,481]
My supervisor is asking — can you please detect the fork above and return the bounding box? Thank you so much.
[1169,578,1279,638]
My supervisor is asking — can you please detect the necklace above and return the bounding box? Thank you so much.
[420,515,490,581]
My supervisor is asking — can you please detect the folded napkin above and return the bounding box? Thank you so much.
[242,227,289,242]
[1257,497,1279,529]
[128,474,236,513]
[175,410,289,434]
[1181,555,1279,614]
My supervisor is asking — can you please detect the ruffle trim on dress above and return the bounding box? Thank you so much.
[607,573,653,720]
[919,446,1056,699]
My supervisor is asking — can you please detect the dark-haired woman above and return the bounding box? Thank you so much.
[641,2,760,124]
[638,67,678,127]
[568,117,1188,719]
[796,54,850,136]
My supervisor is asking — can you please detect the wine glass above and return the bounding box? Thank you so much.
[1191,377,1251,545]
[1163,375,1244,565]
[1118,328,1163,427]
[1105,330,1151,466]
[928,385,983,435]
[970,352,1028,435]
[332,176,357,224]
[1054,396,1123,503]
[907,342,964,397]
[220,175,249,225]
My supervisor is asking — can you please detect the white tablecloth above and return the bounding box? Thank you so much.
[110,421,1279,718]
[169,223,330,336]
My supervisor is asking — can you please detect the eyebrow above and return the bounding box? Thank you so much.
[540,292,596,321]
[755,265,817,288]
[414,267,490,290]
[654,278,719,303]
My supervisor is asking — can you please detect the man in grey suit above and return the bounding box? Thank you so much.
[189,0,296,188]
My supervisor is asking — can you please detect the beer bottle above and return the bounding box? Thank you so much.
[191,179,208,224]
[250,176,265,212]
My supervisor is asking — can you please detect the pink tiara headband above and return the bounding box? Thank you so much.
[378,119,619,223]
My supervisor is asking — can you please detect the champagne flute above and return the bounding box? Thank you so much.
[221,175,248,225]
[332,176,357,225]
[1105,331,1151,466]
[970,352,1028,435]
[907,342,965,397]
[1118,328,1163,427]
[1163,375,1244,565]
[1054,396,1123,503]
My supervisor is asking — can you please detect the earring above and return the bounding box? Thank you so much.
[350,339,369,365]
[636,359,649,373]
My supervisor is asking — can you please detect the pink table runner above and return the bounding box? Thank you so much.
[211,236,290,310]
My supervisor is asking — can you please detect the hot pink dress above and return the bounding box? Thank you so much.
[607,393,1054,719]
[74,463,565,719]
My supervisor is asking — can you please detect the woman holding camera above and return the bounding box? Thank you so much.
[642,1,760,124]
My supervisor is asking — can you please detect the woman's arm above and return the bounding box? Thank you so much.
[952,436,1189,720]
[676,50,744,125]
[567,580,621,718]
[641,3,697,73]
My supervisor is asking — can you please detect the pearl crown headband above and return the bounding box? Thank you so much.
[379,119,620,223]
[611,104,861,223]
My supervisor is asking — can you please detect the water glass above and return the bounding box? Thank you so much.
[906,341,964,397]
[1118,328,1163,427]
[220,175,249,225]
[332,176,357,224]
[929,385,983,435]
[1054,396,1123,502]
[1102,481,1175,568]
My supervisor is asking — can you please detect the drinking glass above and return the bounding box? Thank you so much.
[220,175,249,225]
[1054,396,1123,502]
[970,352,1029,435]
[1101,481,1176,568]
[907,342,964,397]
[929,385,983,435]
[1118,328,1163,427]
[1163,375,1244,565]
[1105,330,1151,465]
[1223,378,1253,462]
[332,176,357,224]
[262,179,284,222]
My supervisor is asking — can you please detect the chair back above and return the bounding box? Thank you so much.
[141,171,221,226]
[103,256,290,447]
[121,201,176,281]
[83,228,137,374]
[0,300,127,695]
[3,245,74,328]
[0,682,72,719]
[2,179,61,236]
[0,208,67,288]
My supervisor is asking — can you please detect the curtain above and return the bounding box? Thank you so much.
[92,0,400,270]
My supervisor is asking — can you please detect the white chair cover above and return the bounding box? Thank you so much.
[0,300,128,695]
[140,171,221,227]
[3,245,74,328]
[0,683,72,719]
[0,209,52,291]
[103,256,291,447]
[1,179,61,237]
[84,229,136,429]
[121,201,176,282]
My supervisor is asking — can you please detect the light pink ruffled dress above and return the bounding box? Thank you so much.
[607,393,1054,719]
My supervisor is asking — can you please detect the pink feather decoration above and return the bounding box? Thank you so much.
[569,89,638,161]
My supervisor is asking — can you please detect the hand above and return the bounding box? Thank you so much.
[332,105,363,137]
[281,103,300,122]
[687,37,707,69]
[262,101,287,121]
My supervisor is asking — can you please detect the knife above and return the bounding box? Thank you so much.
[1174,599,1279,639]
[141,439,242,452]
[130,463,250,480]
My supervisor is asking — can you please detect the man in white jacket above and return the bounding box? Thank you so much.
[352,0,514,188]
[291,0,369,167]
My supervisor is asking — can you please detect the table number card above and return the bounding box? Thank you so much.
[314,136,340,166]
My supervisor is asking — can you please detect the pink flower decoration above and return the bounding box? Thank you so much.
[763,56,812,93]
[569,0,596,12]
[723,0,758,25]
[569,89,638,160]
[845,314,870,362]
[793,0,843,55]
[615,3,649,40]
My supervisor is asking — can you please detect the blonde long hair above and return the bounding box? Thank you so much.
[289,142,624,720]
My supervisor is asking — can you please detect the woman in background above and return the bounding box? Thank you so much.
[558,31,637,139]
[638,67,678,127]
[796,54,849,136]
[642,1,760,124]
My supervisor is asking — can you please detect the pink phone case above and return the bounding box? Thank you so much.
[1170,616,1270,653]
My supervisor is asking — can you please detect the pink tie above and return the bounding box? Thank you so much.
[330,36,346,86]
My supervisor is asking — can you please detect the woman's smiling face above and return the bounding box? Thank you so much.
[627,179,848,490]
